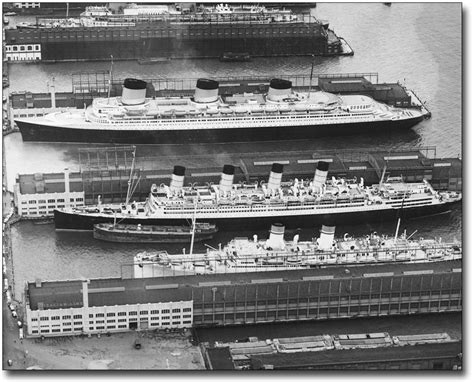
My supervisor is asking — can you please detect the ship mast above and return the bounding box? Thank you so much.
[189,199,197,256]
[107,55,114,104]
[307,55,315,99]
[125,147,136,206]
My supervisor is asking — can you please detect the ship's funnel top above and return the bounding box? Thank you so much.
[122,78,147,105]
[318,225,335,251]
[169,165,185,194]
[219,164,235,194]
[313,161,329,191]
[268,163,284,191]
[267,78,292,102]
[265,223,286,250]
[194,78,219,103]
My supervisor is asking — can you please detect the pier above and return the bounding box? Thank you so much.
[24,259,461,338]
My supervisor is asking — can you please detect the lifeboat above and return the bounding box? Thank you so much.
[294,103,308,112]
[219,108,233,115]
[207,108,219,115]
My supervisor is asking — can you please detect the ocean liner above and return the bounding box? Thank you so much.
[133,223,462,276]
[16,78,429,144]
[54,162,461,231]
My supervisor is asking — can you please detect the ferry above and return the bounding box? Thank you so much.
[133,223,462,276]
[15,77,429,144]
[53,161,461,231]
[93,222,217,243]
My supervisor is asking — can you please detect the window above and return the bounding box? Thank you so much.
[129,312,137,316]
[28,200,36,204]
[162,316,170,320]
[51,316,60,321]
[151,310,159,315]
[96,326,105,330]
[76,198,83,202]
[118,312,126,316]
[107,313,115,317]
[88,321,94,325]
[40,329,50,333]
[118,318,126,322]
[70,198,75,202]
[183,308,192,312]
[89,314,94,318]
[172,321,180,325]
[40,317,49,321]
[31,318,38,322]
[172,315,180,320]
[96,320,104,324]
[140,310,148,315]
[107,325,115,329]
[162,309,170,314]
[73,321,82,326]
[118,324,127,328]
[63,328,72,332]
[73,315,82,319]
[107,319,115,323]
[96,313,104,317]
[172,308,181,313]
[57,199,65,203]
[38,200,46,204]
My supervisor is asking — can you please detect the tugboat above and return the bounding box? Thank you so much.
[93,222,217,243]
[133,222,462,276]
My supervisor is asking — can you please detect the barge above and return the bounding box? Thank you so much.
[93,222,217,243]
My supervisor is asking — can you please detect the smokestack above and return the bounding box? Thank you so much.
[267,163,284,191]
[122,78,147,105]
[313,161,329,191]
[318,225,335,251]
[265,223,286,250]
[194,79,219,103]
[267,78,292,102]
[219,165,235,194]
[169,166,186,194]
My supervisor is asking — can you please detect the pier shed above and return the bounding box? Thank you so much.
[24,259,461,338]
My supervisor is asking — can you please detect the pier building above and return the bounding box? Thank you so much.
[24,260,461,338]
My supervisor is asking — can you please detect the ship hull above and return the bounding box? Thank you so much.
[17,116,424,144]
[54,201,458,231]
[93,225,217,243]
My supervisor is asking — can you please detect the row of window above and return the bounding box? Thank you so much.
[33,308,192,322]
[5,45,40,52]
[25,198,83,204]
[31,320,193,335]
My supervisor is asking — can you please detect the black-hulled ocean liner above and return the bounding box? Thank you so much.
[16,78,429,144]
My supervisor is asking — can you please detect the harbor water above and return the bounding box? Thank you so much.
[4,2,462,336]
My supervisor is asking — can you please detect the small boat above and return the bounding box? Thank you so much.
[93,222,217,243]
[219,52,251,62]
[33,219,54,225]
[4,12,17,17]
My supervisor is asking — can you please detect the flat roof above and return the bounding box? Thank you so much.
[249,341,462,369]
[27,259,461,311]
